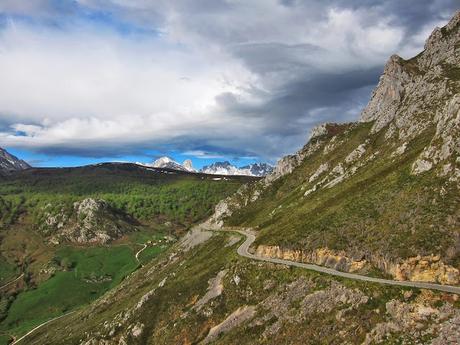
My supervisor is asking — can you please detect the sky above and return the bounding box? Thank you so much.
[0,1,457,169]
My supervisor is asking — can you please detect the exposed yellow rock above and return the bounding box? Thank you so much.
[390,254,459,285]
[255,246,459,285]
[255,245,367,273]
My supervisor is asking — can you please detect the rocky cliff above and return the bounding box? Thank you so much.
[361,12,460,178]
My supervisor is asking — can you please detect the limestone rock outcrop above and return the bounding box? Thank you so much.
[255,245,459,285]
[41,198,135,244]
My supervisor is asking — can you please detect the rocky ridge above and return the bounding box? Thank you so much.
[361,12,460,178]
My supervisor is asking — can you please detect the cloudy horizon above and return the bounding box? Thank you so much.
[0,1,457,168]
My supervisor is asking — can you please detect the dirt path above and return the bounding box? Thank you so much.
[223,228,460,295]
[0,273,24,290]
[135,243,148,262]
[11,311,76,345]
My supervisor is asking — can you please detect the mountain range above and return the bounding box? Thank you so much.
[143,156,274,176]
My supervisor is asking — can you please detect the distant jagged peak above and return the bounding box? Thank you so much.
[152,156,175,166]
[183,159,196,172]
[150,156,189,172]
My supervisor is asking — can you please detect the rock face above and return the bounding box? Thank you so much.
[361,11,460,177]
[255,245,459,285]
[202,306,256,344]
[0,147,30,173]
[252,278,369,339]
[41,198,135,244]
[364,291,459,345]
[255,245,367,273]
[390,254,460,285]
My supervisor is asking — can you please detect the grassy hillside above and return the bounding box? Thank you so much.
[226,122,459,265]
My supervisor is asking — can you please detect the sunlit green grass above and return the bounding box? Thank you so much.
[0,245,138,340]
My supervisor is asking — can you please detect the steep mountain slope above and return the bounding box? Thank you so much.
[0,148,30,174]
[208,12,460,285]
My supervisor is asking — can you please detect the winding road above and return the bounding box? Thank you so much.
[135,243,148,262]
[229,229,460,295]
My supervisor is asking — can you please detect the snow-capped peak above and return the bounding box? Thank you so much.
[138,156,196,172]
[150,156,188,171]
[183,159,196,172]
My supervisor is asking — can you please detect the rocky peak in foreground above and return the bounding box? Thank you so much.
[360,11,459,176]
[0,147,30,173]
[266,10,460,185]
